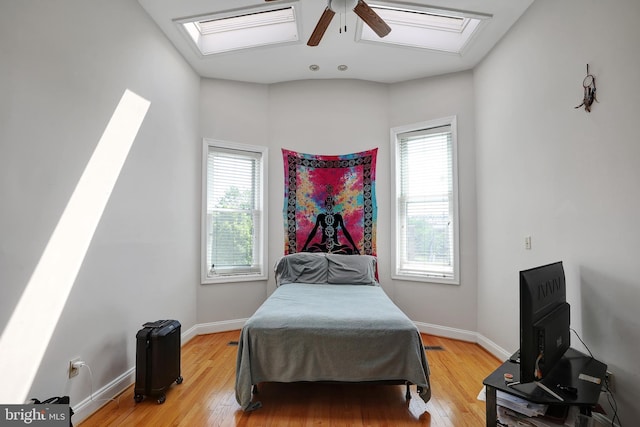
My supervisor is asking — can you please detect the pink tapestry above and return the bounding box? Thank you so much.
[282,148,377,256]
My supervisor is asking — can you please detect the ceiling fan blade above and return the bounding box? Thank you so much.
[307,7,336,46]
[353,0,391,38]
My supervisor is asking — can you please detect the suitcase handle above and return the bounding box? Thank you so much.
[143,320,171,328]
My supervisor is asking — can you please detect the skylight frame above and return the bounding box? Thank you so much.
[176,2,302,56]
[356,2,491,55]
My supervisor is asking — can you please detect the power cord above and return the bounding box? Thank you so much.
[570,328,622,427]
[73,361,121,408]
[534,353,543,380]
[603,374,621,427]
[570,328,594,358]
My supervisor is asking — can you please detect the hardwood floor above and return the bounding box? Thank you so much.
[79,330,500,427]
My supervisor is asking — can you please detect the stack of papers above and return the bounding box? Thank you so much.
[497,406,562,427]
[497,406,582,427]
[497,390,548,417]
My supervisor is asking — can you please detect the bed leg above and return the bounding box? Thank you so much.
[405,382,412,400]
[252,384,259,395]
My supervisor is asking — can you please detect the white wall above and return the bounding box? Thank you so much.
[266,79,391,297]
[0,0,200,418]
[198,79,271,325]
[390,72,478,335]
[197,75,480,336]
[475,0,640,422]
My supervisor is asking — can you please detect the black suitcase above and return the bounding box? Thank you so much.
[134,320,183,404]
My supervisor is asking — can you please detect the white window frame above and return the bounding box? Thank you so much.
[177,4,301,56]
[390,116,460,285]
[356,3,489,55]
[201,139,268,284]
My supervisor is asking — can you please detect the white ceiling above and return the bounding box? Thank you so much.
[138,0,533,84]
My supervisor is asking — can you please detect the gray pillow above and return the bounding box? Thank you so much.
[326,254,377,285]
[275,253,328,285]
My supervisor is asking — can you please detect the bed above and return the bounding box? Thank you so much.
[235,252,431,411]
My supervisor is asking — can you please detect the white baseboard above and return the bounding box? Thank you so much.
[194,318,248,336]
[475,333,512,361]
[414,321,478,343]
[413,321,512,362]
[181,323,199,345]
[72,367,136,424]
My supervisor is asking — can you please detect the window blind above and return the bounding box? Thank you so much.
[206,146,263,277]
[397,124,455,280]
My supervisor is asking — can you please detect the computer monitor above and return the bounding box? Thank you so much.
[519,261,571,384]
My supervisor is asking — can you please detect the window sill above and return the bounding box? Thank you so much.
[201,273,268,285]
[392,273,459,286]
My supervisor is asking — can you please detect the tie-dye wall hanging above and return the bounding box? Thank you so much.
[282,148,377,256]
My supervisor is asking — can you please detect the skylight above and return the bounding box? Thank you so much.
[179,6,299,56]
[357,3,490,54]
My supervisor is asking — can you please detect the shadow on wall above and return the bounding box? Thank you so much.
[579,266,640,424]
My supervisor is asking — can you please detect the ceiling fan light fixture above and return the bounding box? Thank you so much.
[306,0,390,46]
[331,0,357,10]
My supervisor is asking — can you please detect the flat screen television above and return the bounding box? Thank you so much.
[519,261,571,384]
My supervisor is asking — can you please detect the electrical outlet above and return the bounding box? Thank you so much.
[69,358,82,379]
[605,370,614,392]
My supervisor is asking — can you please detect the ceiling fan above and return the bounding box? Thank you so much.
[266,0,392,46]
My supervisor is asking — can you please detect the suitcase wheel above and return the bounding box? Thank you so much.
[176,376,183,385]
[134,394,143,403]
[157,393,166,404]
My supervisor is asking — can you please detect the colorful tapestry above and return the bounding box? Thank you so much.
[282,148,377,256]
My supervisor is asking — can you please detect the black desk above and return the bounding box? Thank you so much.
[482,348,607,427]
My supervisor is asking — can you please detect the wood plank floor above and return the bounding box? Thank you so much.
[79,330,500,427]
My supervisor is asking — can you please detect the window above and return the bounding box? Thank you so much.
[391,117,459,284]
[357,4,489,54]
[202,139,268,283]
[178,5,300,56]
